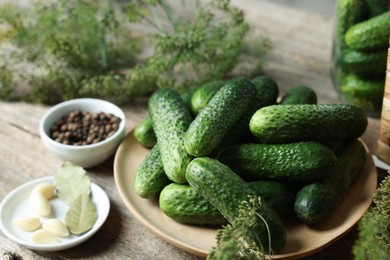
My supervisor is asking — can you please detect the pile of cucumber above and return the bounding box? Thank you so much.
[133,76,368,254]
[332,0,390,116]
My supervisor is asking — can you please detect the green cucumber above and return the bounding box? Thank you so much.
[134,117,157,148]
[185,157,287,253]
[345,10,390,51]
[251,76,280,106]
[335,0,364,50]
[180,87,198,109]
[190,80,225,114]
[249,104,368,144]
[134,145,170,198]
[159,180,294,225]
[340,49,387,77]
[134,89,196,148]
[217,142,336,182]
[294,140,367,224]
[279,85,317,105]
[340,73,385,113]
[148,89,193,183]
[248,181,294,219]
[159,183,228,225]
[216,76,279,149]
[184,76,256,157]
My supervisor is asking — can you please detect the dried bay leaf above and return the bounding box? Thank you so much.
[65,194,97,235]
[54,161,91,205]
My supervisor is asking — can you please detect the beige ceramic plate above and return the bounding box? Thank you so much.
[114,131,377,259]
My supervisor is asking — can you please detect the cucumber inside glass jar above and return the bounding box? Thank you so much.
[331,1,390,118]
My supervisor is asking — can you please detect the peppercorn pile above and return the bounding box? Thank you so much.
[50,110,121,145]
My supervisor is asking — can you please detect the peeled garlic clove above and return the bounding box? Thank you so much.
[31,229,59,244]
[12,217,41,231]
[42,218,69,237]
[33,183,55,199]
[29,190,51,216]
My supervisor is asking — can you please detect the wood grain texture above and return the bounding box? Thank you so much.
[0,1,381,259]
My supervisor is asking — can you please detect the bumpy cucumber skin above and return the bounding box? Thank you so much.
[159,183,227,225]
[335,0,364,49]
[134,145,170,198]
[148,89,193,183]
[279,85,317,105]
[217,142,336,182]
[249,104,368,144]
[345,10,390,51]
[340,73,384,112]
[185,157,287,253]
[251,76,280,106]
[134,117,157,148]
[184,76,256,157]
[340,49,387,78]
[248,181,294,219]
[190,80,225,114]
[215,76,279,150]
[294,140,367,224]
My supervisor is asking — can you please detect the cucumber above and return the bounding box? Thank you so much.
[134,145,170,198]
[251,76,280,106]
[217,142,336,182]
[294,140,367,224]
[248,181,294,219]
[184,76,256,157]
[334,0,364,50]
[180,87,198,109]
[159,180,294,225]
[340,73,384,113]
[249,104,368,144]
[134,117,157,148]
[134,89,196,148]
[340,49,387,77]
[148,89,193,183]
[279,85,317,105]
[190,80,225,114]
[159,183,228,225]
[185,157,286,253]
[345,10,390,51]
[216,76,279,149]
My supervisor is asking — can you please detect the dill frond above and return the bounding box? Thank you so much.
[207,195,267,260]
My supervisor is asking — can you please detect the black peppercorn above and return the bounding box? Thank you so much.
[49,110,122,146]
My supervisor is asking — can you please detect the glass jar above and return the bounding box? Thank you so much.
[331,0,389,118]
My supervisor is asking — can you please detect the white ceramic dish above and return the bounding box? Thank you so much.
[0,176,110,251]
[39,98,126,168]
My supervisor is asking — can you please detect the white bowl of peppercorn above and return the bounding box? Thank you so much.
[39,98,126,168]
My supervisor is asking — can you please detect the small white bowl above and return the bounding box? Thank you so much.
[39,98,126,168]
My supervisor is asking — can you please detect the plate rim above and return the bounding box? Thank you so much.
[0,176,110,251]
[114,130,377,259]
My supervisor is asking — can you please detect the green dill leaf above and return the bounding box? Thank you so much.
[353,173,390,259]
[54,161,91,206]
[65,194,98,235]
[207,195,266,260]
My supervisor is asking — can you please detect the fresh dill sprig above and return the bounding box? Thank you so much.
[353,173,390,260]
[207,195,267,260]
[0,0,268,104]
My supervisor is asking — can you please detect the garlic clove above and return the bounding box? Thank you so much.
[29,190,51,216]
[12,217,41,231]
[31,229,59,244]
[42,218,69,237]
[33,183,55,199]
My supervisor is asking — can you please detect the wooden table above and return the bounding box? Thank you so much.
[0,1,385,259]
